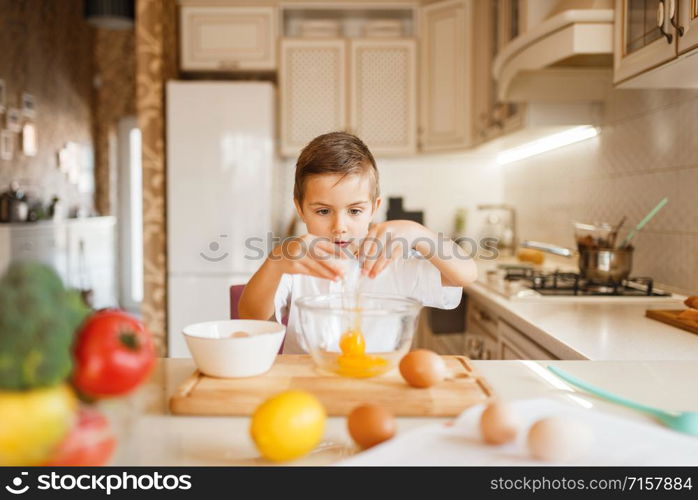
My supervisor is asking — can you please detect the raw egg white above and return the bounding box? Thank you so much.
[480,399,519,445]
[347,404,396,449]
[527,416,593,462]
[399,349,447,388]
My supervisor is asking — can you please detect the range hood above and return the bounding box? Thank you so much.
[492,8,615,103]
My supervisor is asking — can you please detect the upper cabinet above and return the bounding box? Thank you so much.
[180,6,277,71]
[472,0,524,146]
[278,5,417,158]
[279,37,416,157]
[419,0,473,152]
[614,0,698,87]
[614,0,676,83]
[349,39,417,155]
[279,39,347,157]
[472,0,609,153]
[678,0,698,53]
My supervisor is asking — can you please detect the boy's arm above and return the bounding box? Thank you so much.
[360,220,477,287]
[238,235,344,320]
[238,258,283,321]
[413,232,478,287]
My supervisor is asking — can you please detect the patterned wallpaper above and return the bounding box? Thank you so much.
[0,0,94,212]
[135,0,178,355]
[93,28,136,216]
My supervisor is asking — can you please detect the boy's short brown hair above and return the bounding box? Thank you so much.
[294,131,380,205]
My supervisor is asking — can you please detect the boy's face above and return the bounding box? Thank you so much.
[295,172,380,252]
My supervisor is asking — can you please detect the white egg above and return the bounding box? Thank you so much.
[527,416,593,462]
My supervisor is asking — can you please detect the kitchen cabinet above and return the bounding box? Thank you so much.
[465,293,559,360]
[471,0,525,146]
[465,297,502,359]
[419,0,473,152]
[65,218,117,309]
[678,0,698,53]
[614,0,698,87]
[413,310,465,355]
[180,6,277,71]
[613,0,676,83]
[279,39,347,157]
[0,217,117,309]
[349,39,416,155]
[280,38,416,157]
[498,320,557,360]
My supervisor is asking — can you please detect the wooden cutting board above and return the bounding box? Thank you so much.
[646,310,698,335]
[170,354,492,417]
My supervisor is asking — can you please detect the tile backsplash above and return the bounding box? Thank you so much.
[503,89,698,294]
[0,0,94,213]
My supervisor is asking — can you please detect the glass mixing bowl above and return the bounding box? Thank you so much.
[295,293,422,378]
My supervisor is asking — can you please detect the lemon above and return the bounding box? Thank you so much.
[250,390,326,462]
[0,384,77,466]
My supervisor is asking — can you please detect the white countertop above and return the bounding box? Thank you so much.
[464,259,698,360]
[105,358,698,466]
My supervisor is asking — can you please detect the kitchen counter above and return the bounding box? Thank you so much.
[105,357,698,466]
[464,259,698,360]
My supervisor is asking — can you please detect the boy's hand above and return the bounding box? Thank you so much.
[269,233,346,281]
[359,220,430,278]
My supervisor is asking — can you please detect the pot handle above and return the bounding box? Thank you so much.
[521,240,575,258]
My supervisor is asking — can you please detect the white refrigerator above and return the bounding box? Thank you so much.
[166,81,274,357]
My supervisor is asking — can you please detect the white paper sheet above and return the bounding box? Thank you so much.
[337,398,698,466]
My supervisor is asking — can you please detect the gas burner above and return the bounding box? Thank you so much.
[503,269,671,297]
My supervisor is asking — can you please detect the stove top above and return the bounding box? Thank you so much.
[504,268,671,297]
[482,265,674,300]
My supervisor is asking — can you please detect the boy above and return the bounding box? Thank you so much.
[239,132,477,353]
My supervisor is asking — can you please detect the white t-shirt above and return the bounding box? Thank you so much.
[273,251,463,354]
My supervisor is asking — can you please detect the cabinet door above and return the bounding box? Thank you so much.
[349,39,417,156]
[471,0,523,145]
[678,0,698,53]
[419,0,472,152]
[66,218,117,309]
[498,321,557,360]
[279,39,347,157]
[9,224,69,281]
[481,332,501,360]
[501,341,525,360]
[180,7,276,71]
[614,0,677,84]
[471,0,496,143]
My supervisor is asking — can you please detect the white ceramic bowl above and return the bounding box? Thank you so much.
[183,320,285,378]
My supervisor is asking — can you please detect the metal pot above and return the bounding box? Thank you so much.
[521,241,634,283]
[0,182,29,223]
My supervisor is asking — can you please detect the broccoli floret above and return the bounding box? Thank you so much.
[0,261,90,390]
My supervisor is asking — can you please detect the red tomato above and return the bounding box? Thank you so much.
[72,309,155,398]
[43,406,116,466]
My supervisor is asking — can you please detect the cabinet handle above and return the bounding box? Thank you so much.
[657,1,674,44]
[475,307,494,325]
[466,337,484,359]
[667,0,685,36]
[491,103,506,129]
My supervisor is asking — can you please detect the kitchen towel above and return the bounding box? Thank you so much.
[337,398,698,466]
